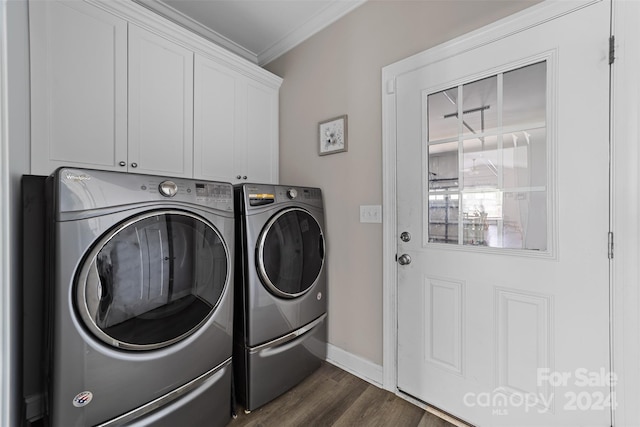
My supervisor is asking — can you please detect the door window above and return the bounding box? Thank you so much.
[427,61,547,250]
[76,211,229,350]
[258,208,324,298]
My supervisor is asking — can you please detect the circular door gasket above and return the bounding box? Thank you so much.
[74,209,230,351]
[256,207,325,298]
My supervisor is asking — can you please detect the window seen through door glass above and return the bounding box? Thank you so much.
[426,61,547,251]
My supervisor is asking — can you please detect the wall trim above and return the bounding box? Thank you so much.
[257,0,366,66]
[326,344,383,387]
[132,0,259,64]
[131,0,366,67]
[611,0,640,425]
[0,0,10,424]
[88,0,282,89]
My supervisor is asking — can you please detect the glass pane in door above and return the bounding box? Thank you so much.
[428,87,459,141]
[426,61,548,251]
[462,135,499,188]
[462,75,498,136]
[503,61,546,128]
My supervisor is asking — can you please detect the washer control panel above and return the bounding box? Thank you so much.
[243,184,323,211]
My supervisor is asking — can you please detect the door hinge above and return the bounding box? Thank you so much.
[609,35,615,65]
[608,231,614,259]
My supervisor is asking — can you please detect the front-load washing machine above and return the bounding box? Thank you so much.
[234,183,327,411]
[46,167,234,426]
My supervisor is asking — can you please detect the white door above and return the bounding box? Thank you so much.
[396,2,612,426]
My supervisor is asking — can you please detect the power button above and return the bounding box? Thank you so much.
[158,180,178,197]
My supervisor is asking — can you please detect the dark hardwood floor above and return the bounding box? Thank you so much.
[229,362,457,427]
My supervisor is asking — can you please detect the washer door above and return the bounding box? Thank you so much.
[257,208,325,298]
[76,210,229,350]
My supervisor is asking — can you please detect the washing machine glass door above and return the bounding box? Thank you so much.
[76,210,229,350]
[257,208,325,298]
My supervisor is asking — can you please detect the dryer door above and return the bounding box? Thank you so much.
[257,208,325,298]
[76,210,229,350]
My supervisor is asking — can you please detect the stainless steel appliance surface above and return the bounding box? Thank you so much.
[46,167,235,427]
[234,183,327,412]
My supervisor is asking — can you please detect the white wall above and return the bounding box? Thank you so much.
[265,0,542,367]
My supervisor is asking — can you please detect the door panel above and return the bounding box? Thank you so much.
[396,2,611,425]
[129,24,194,177]
[29,0,127,175]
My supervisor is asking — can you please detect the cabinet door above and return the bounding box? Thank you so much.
[129,24,194,177]
[30,0,127,175]
[193,55,241,182]
[245,81,279,184]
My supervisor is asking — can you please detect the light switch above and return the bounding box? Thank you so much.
[360,205,382,223]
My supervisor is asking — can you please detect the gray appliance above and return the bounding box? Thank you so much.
[234,184,327,412]
[46,167,234,426]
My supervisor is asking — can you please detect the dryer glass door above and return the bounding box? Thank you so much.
[76,211,229,350]
[258,208,325,298]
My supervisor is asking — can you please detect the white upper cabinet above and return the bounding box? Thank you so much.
[194,55,279,184]
[29,0,282,182]
[128,25,194,178]
[30,0,128,175]
[245,81,279,185]
[193,55,239,182]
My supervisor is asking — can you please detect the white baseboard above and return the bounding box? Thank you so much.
[326,343,383,387]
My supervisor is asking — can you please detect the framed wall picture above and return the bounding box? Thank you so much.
[319,115,348,155]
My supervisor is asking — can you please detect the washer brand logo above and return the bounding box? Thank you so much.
[65,173,91,181]
[72,391,93,408]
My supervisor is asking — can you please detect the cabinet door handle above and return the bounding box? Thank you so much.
[131,163,138,168]
[242,176,248,180]
[119,161,126,167]
[236,175,242,179]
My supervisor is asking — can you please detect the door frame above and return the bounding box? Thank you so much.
[381,0,639,424]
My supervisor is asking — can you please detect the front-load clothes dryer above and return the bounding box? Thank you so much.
[46,167,235,427]
[234,184,327,412]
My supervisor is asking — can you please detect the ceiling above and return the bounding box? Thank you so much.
[133,0,367,66]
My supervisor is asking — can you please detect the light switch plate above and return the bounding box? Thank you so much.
[360,205,382,223]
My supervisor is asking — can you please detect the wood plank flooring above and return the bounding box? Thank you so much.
[229,362,456,427]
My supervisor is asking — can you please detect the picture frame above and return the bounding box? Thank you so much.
[318,115,348,156]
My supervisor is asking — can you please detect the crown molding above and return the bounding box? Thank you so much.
[89,0,282,88]
[132,0,366,67]
[132,0,259,64]
[257,0,367,66]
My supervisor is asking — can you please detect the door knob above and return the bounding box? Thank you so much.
[397,254,412,265]
[400,231,411,242]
